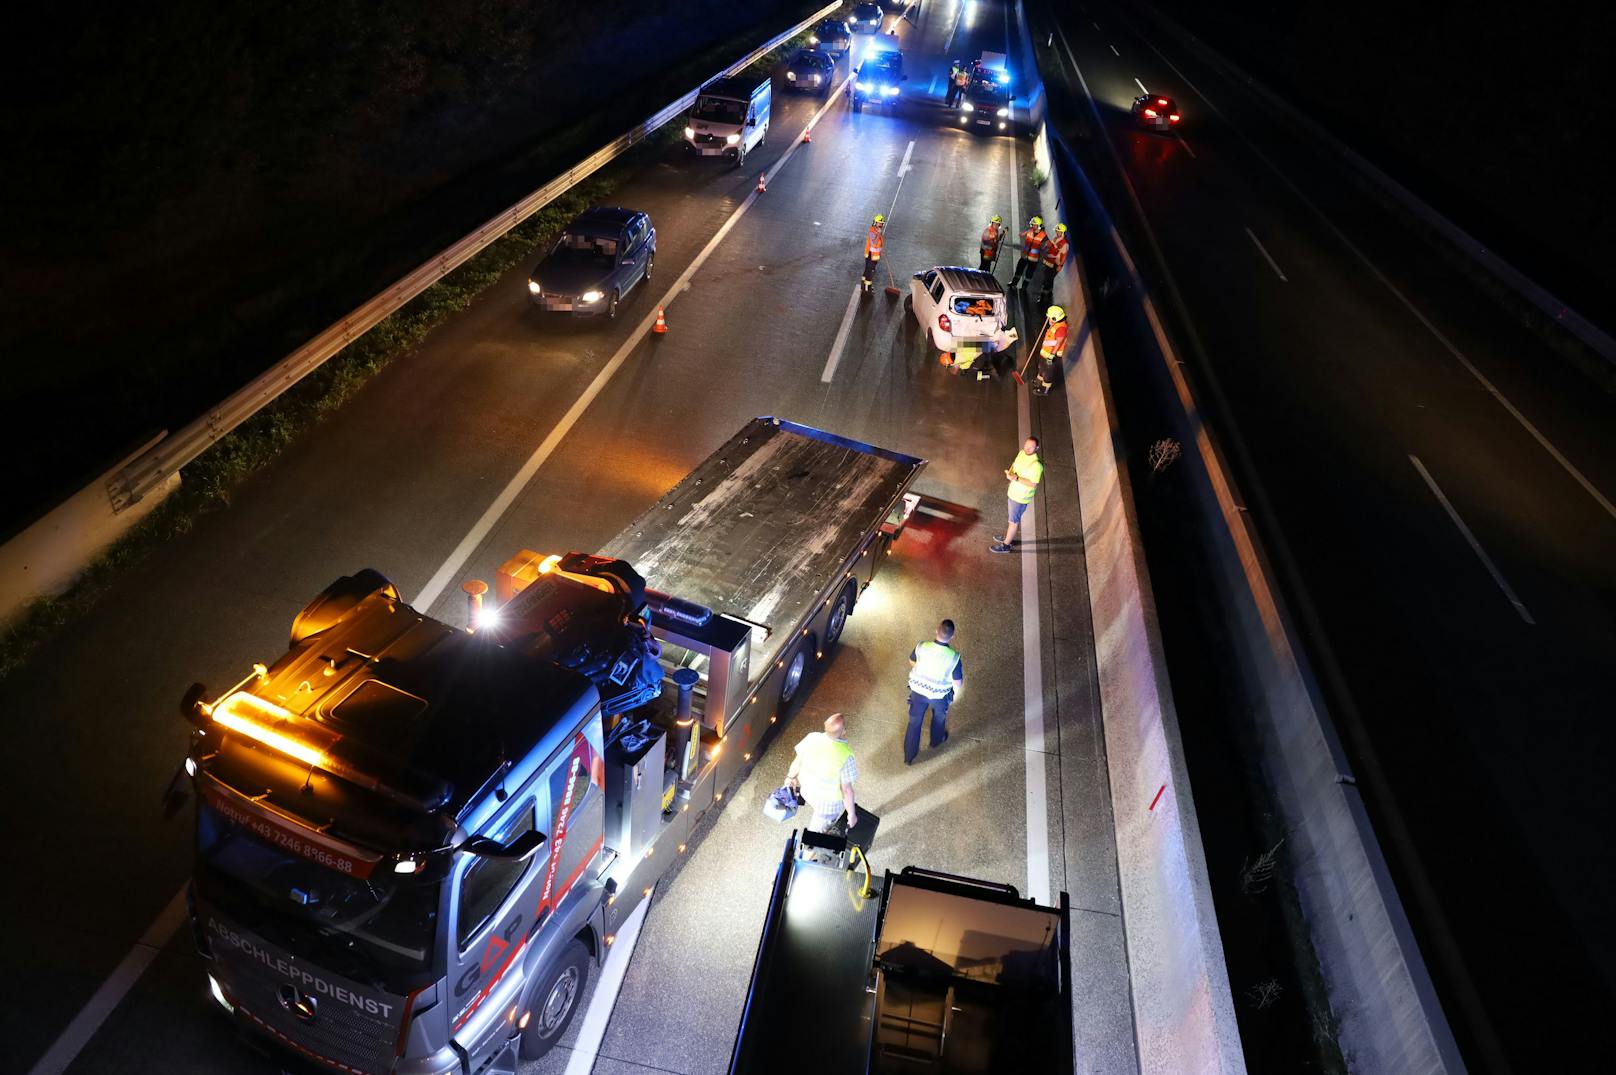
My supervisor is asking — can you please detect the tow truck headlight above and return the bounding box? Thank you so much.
[961,101,975,112]
[527,281,541,296]
[997,107,1009,117]
[683,125,695,139]
[580,290,604,304]
[394,858,424,875]
[787,71,797,81]
[725,132,741,145]
[209,975,234,1013]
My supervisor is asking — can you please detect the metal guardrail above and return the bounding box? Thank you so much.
[105,1,841,512]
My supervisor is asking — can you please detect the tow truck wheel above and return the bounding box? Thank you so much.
[779,638,813,706]
[824,581,856,650]
[518,940,590,1060]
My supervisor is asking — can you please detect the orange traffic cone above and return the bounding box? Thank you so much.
[652,306,668,334]
[757,171,767,193]
[802,126,813,144]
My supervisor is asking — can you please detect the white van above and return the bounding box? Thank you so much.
[683,74,772,167]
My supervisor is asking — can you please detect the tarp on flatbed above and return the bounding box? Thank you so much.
[603,417,924,671]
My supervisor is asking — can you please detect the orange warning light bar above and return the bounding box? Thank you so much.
[211,692,333,769]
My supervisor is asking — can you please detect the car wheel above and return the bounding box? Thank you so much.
[644,254,654,282]
[902,293,913,314]
[607,290,620,320]
[518,941,590,1060]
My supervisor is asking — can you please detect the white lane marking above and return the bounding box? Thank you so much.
[1138,41,1616,525]
[1109,43,1120,56]
[1134,77,1149,94]
[415,79,853,610]
[26,889,189,1075]
[820,286,867,382]
[1173,133,1197,158]
[1409,455,1536,625]
[1244,227,1288,282]
[30,70,858,1075]
[562,892,654,1075]
[1093,21,1102,30]
[1009,130,1051,906]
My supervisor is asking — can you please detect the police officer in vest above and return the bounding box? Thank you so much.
[905,620,964,765]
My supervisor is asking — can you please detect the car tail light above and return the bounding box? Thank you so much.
[1157,98,1168,106]
[1142,108,1157,118]
[1169,114,1180,123]
[938,313,952,333]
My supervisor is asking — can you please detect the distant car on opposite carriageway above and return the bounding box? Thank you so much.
[851,50,905,112]
[808,18,852,55]
[785,48,835,96]
[849,2,885,33]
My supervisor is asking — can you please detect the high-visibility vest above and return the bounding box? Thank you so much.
[953,69,970,88]
[980,222,1004,258]
[866,227,884,260]
[908,641,961,699]
[1041,236,1069,270]
[795,732,854,805]
[1020,228,1046,260]
[1007,450,1043,504]
[1041,320,1069,358]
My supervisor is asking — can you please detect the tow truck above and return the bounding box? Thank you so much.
[730,832,1074,1073]
[179,417,925,1074]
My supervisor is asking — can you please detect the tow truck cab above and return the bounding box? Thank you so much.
[684,74,772,165]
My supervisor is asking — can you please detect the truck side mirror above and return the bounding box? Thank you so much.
[463,830,547,861]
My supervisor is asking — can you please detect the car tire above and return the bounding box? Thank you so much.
[902,293,913,314]
[518,940,590,1060]
[644,254,654,282]
[607,290,620,320]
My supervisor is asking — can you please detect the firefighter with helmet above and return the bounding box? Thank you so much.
[979,214,1005,273]
[1010,215,1046,288]
[1035,305,1069,395]
[862,214,885,294]
[1038,222,1070,305]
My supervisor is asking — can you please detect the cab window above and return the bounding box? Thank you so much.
[456,803,537,951]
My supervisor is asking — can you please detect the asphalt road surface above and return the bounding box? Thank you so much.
[5,3,1137,1074]
[1035,0,1616,1069]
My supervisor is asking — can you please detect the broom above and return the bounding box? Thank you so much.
[1013,316,1052,386]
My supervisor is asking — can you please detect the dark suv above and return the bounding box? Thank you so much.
[528,208,656,320]
[786,48,835,96]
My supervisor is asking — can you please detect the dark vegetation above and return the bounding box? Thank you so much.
[1153,0,1616,323]
[0,0,823,533]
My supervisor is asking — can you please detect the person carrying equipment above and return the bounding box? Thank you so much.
[1010,216,1047,288]
[979,214,1005,272]
[1037,222,1070,304]
[862,215,886,293]
[950,62,970,107]
[1034,305,1070,395]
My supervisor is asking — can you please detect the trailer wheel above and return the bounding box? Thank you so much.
[779,638,813,706]
[823,581,856,650]
[518,941,590,1060]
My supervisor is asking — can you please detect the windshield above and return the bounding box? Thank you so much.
[693,96,745,125]
[550,231,617,271]
[196,800,441,988]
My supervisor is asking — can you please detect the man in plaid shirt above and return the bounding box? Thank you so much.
[785,712,859,834]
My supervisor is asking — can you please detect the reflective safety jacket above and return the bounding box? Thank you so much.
[794,732,854,807]
[1041,235,1069,270]
[908,641,962,700]
[1020,227,1047,261]
[980,222,1004,258]
[865,226,884,260]
[1041,319,1070,359]
[953,68,970,88]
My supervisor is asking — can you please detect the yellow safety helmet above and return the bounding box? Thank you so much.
[1029,215,1043,228]
[990,214,1002,223]
[1055,222,1068,234]
[873,214,885,225]
[1047,305,1067,322]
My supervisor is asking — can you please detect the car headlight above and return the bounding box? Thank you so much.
[580,290,604,304]
[725,132,741,145]
[997,107,1009,117]
[684,126,695,139]
[961,101,975,112]
[809,35,818,43]
[813,74,821,84]
[787,71,797,80]
[883,85,899,96]
[851,78,860,90]
[528,281,542,296]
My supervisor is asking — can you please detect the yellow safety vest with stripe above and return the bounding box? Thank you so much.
[908,641,961,700]
[796,732,854,803]
[1007,450,1043,504]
